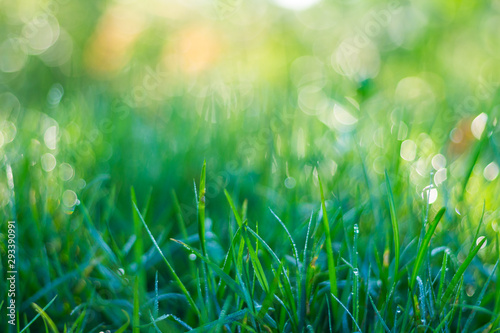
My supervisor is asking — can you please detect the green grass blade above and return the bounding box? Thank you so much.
[20,296,58,333]
[133,202,201,318]
[131,187,149,295]
[269,208,301,324]
[461,136,486,201]
[368,295,391,333]
[436,277,464,332]
[258,260,285,320]
[224,189,242,227]
[410,207,446,290]
[215,296,233,333]
[198,160,207,257]
[330,293,362,332]
[80,203,119,265]
[437,251,448,302]
[245,225,297,321]
[352,223,359,327]
[31,302,59,333]
[116,310,130,333]
[133,277,140,333]
[385,170,400,285]
[217,226,241,297]
[171,189,188,239]
[462,259,499,331]
[224,190,269,292]
[154,271,159,319]
[244,223,270,293]
[300,212,314,331]
[68,309,86,333]
[189,310,249,333]
[269,208,299,270]
[171,239,248,301]
[318,174,338,300]
[469,202,485,254]
[440,237,487,309]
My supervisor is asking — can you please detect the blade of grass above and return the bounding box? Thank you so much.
[171,239,247,302]
[116,310,130,333]
[258,260,285,320]
[352,223,359,327]
[171,189,188,239]
[69,309,86,333]
[440,237,487,309]
[31,301,59,333]
[269,208,301,328]
[133,202,201,318]
[436,277,464,332]
[469,202,485,254]
[198,160,207,257]
[80,203,119,265]
[224,190,269,293]
[330,293,362,332]
[461,136,486,201]
[245,225,297,325]
[131,187,151,296]
[318,174,338,303]
[19,296,58,333]
[300,212,314,332]
[385,170,400,286]
[463,259,499,331]
[215,296,233,333]
[133,276,140,333]
[369,295,391,333]
[436,250,448,314]
[410,208,446,290]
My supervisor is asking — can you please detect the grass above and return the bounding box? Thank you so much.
[5,158,499,332]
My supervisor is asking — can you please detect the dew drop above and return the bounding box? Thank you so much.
[421,185,438,204]
[476,236,487,249]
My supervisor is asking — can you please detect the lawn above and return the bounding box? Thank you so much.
[1,0,500,332]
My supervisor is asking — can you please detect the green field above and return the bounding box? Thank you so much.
[1,0,500,331]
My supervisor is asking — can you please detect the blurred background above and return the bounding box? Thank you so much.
[1,0,500,329]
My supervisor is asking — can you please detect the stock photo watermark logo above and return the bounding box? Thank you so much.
[332,1,401,79]
[1,0,70,73]
[453,77,498,121]
[122,65,170,108]
[122,64,255,124]
[214,0,243,19]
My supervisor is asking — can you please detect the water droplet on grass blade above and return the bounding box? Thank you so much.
[421,185,437,204]
[471,113,488,139]
[476,236,487,249]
